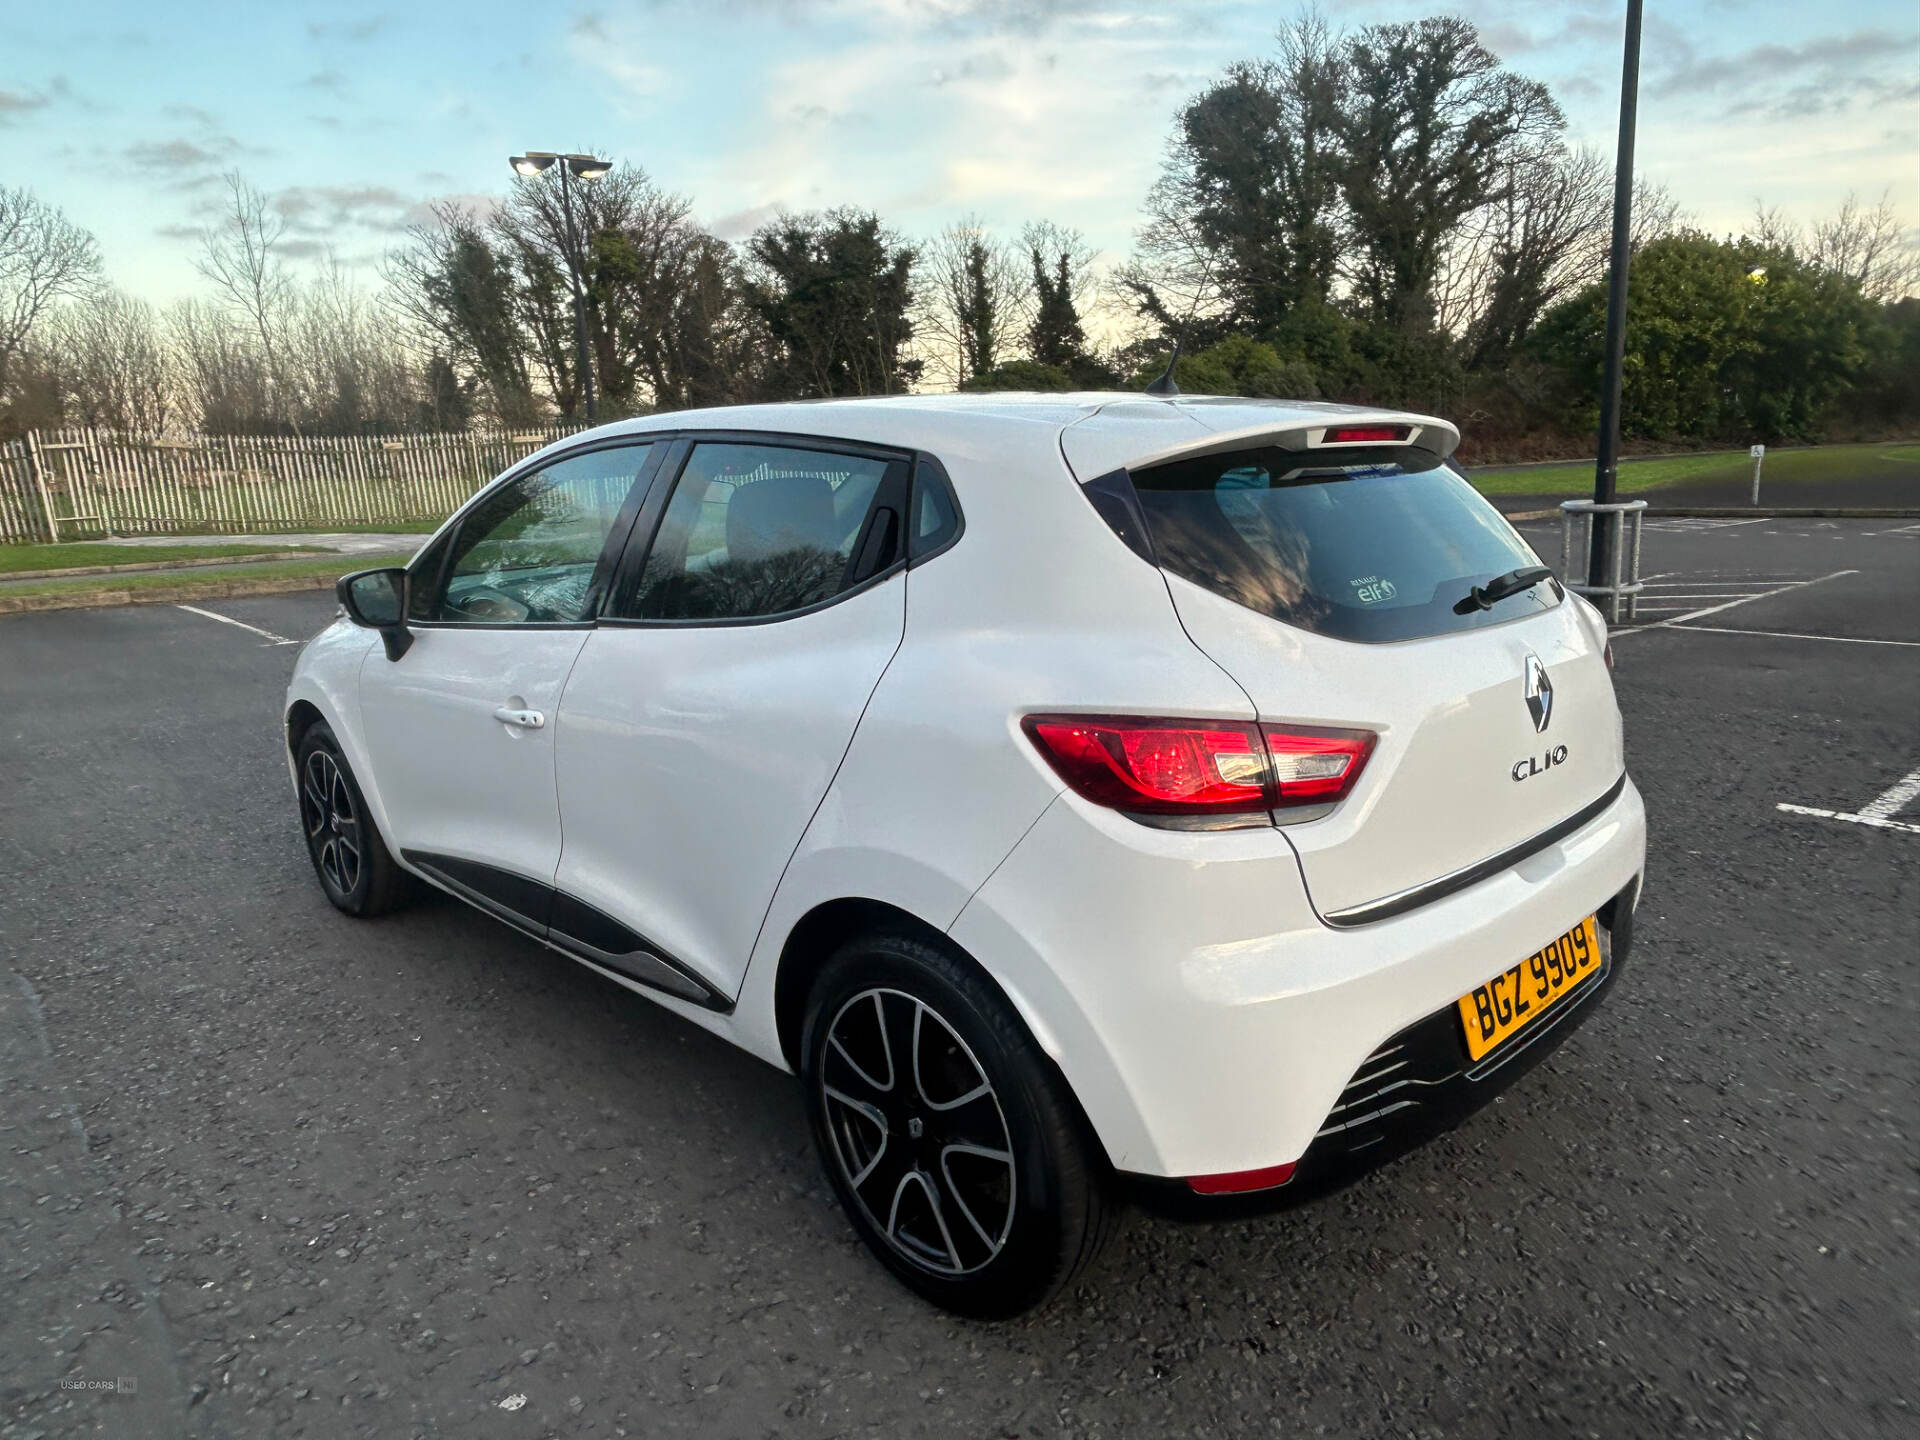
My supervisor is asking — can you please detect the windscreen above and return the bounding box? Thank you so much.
[1128,445,1558,643]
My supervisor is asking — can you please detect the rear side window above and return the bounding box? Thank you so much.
[623,441,907,621]
[909,457,961,560]
[1128,446,1556,643]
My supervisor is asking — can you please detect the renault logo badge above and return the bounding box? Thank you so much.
[1523,654,1553,733]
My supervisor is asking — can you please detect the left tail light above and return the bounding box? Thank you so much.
[1022,715,1375,822]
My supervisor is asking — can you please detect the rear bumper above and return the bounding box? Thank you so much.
[949,774,1647,1181]
[1130,878,1637,1212]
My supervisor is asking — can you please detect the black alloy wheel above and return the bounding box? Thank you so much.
[294,721,410,917]
[801,931,1113,1318]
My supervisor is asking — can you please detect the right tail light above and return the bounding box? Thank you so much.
[1022,715,1375,822]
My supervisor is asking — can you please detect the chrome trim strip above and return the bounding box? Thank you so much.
[1322,773,1629,928]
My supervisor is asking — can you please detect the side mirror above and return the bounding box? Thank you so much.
[336,567,413,660]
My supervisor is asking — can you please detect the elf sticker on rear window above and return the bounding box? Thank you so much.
[1350,575,1397,604]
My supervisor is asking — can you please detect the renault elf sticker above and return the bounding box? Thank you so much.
[1350,574,1397,604]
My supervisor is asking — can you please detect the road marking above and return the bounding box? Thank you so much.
[174,603,299,646]
[1858,764,1920,821]
[1633,595,1779,604]
[1612,569,1858,638]
[1655,625,1920,648]
[1776,804,1920,836]
[1778,765,1920,836]
[1643,517,1769,532]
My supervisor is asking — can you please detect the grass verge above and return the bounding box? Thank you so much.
[1469,442,1920,496]
[0,553,412,613]
[0,541,326,575]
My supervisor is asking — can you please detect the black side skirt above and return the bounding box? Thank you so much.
[401,851,734,1013]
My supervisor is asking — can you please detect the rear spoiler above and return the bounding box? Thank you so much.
[1116,412,1458,475]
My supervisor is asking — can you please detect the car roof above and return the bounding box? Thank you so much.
[584,392,1459,480]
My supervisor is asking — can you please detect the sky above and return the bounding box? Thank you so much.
[2,0,1915,304]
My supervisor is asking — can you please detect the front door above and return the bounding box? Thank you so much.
[552,437,912,1001]
[357,441,657,923]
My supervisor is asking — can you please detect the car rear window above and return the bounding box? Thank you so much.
[1126,445,1559,643]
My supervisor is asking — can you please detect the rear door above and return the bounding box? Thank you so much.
[1074,433,1622,921]
[549,436,912,1004]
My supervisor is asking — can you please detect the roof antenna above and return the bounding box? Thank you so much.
[1144,340,1182,396]
[1142,248,1216,399]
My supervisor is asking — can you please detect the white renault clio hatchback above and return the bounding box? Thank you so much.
[287,393,1645,1317]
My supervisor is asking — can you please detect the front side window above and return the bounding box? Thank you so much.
[1129,445,1555,643]
[429,444,651,624]
[623,442,905,621]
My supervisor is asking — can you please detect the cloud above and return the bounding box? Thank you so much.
[0,76,76,125]
[927,53,1015,87]
[303,70,350,97]
[125,138,231,171]
[273,184,416,238]
[306,14,390,43]
[0,87,51,123]
[707,201,785,239]
[1648,28,1920,119]
[162,103,220,128]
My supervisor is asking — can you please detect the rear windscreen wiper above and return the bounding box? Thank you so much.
[1453,566,1555,614]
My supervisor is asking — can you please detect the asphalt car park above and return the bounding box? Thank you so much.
[2,518,1914,1439]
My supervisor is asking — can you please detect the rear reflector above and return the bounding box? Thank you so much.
[1022,716,1375,818]
[1321,425,1409,444]
[1187,1161,1297,1195]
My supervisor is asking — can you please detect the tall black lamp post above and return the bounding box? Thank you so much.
[1588,1,1643,589]
[509,151,612,421]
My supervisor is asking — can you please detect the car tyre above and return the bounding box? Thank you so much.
[295,721,410,917]
[801,931,1114,1318]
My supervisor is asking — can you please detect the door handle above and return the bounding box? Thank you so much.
[492,706,546,729]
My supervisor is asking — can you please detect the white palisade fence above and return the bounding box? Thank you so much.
[0,425,589,543]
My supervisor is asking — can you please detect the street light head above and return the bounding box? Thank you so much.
[510,154,557,177]
[568,156,613,180]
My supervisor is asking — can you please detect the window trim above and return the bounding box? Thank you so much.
[598,429,922,631]
[406,435,667,632]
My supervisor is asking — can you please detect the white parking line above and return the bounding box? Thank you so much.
[1612,569,1858,638]
[1660,625,1920,648]
[1776,804,1920,835]
[1778,764,1920,836]
[174,604,299,646]
[1643,517,1769,532]
[1859,765,1920,822]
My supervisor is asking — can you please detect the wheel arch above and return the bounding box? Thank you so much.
[285,698,327,759]
[769,895,1110,1170]
[772,897,951,1074]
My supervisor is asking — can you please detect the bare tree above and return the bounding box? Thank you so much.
[1747,192,1917,303]
[166,296,273,433]
[293,257,419,431]
[1748,200,1800,254]
[54,289,177,436]
[0,186,103,400]
[1811,192,1920,303]
[196,172,301,431]
[916,217,1027,388]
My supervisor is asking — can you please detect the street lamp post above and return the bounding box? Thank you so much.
[1587,1,1643,591]
[509,152,612,422]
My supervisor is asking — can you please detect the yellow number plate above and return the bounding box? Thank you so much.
[1457,915,1602,1061]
